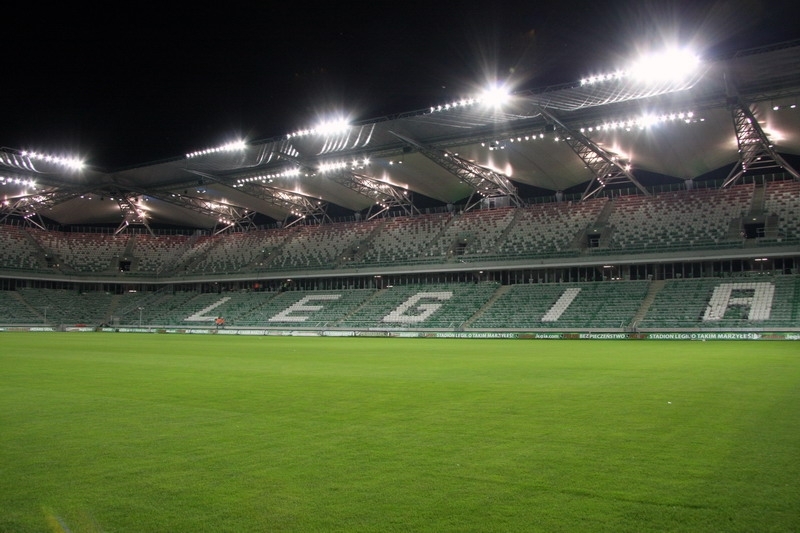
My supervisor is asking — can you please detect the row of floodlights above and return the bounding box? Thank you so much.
[286,119,350,139]
[428,50,702,115]
[283,50,701,133]
[19,48,703,166]
[482,109,698,150]
[20,151,84,170]
[285,87,510,135]
[186,140,247,159]
[1,176,36,188]
[286,96,494,135]
[234,157,372,185]
[318,157,370,173]
[580,49,701,86]
[235,168,303,186]
[429,85,511,114]
[580,111,698,132]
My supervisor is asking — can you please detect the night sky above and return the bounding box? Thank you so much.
[3,0,799,170]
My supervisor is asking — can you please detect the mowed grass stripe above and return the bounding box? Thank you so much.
[1,333,798,532]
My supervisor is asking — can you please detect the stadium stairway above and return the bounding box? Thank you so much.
[725,218,745,241]
[336,218,387,267]
[105,294,122,324]
[749,182,767,215]
[631,279,665,328]
[492,208,525,255]
[21,228,50,270]
[338,287,387,325]
[595,197,614,225]
[583,199,614,249]
[9,291,44,322]
[463,284,511,328]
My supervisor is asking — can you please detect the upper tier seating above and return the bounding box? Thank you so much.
[0,181,796,280]
[606,184,753,251]
[498,198,607,257]
[763,179,800,241]
[0,225,42,270]
[428,207,516,259]
[28,229,130,272]
[357,212,452,265]
[129,234,193,273]
[268,220,383,270]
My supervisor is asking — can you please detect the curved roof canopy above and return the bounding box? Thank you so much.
[2,40,800,233]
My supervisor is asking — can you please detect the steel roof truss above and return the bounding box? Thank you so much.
[722,100,800,187]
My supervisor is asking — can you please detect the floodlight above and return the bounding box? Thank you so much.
[287,118,351,138]
[21,150,84,170]
[480,84,511,108]
[318,161,348,174]
[628,48,700,84]
[186,139,246,159]
[314,119,349,135]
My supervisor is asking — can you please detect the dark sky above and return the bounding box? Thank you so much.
[3,0,799,169]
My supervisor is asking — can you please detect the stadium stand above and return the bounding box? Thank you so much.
[638,274,799,330]
[1,40,798,336]
[15,288,115,325]
[245,289,377,327]
[2,273,798,332]
[339,282,501,329]
[130,233,194,274]
[0,289,44,323]
[469,281,650,330]
[253,220,380,271]
[428,207,516,259]
[357,212,453,266]
[497,198,607,257]
[604,184,753,252]
[27,229,130,273]
[0,224,42,271]
[2,182,796,279]
[763,179,800,243]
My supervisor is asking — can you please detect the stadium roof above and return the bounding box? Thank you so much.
[2,39,800,233]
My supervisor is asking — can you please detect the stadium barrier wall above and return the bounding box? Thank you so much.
[2,326,798,340]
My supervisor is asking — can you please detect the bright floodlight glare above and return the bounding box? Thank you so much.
[480,84,510,108]
[315,119,349,135]
[628,48,700,83]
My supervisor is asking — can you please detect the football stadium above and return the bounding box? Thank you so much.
[1,35,799,532]
[1,41,798,338]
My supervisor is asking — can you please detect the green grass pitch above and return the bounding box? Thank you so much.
[1,333,798,532]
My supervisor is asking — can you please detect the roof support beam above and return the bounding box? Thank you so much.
[0,150,38,172]
[722,97,800,187]
[188,167,334,226]
[327,170,419,219]
[538,108,650,201]
[389,131,521,211]
[141,190,256,234]
[114,193,154,236]
[0,189,88,229]
[233,182,331,227]
[248,155,413,219]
